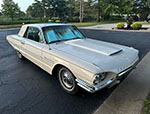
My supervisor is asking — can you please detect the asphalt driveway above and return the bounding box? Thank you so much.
[0,29,150,114]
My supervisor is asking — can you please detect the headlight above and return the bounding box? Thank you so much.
[93,73,106,85]
[93,72,117,85]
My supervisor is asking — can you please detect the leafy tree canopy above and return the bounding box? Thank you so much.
[1,0,22,21]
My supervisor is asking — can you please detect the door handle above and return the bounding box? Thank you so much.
[21,41,25,44]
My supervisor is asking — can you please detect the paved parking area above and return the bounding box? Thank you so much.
[0,29,150,114]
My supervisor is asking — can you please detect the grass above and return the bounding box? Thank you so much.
[70,20,124,27]
[142,92,150,114]
[0,24,22,29]
[142,22,150,25]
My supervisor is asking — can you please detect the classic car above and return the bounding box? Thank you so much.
[7,23,139,94]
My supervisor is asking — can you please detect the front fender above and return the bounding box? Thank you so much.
[52,62,95,85]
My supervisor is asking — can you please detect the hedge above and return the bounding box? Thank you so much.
[0,20,42,25]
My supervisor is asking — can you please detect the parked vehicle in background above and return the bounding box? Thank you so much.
[7,23,139,94]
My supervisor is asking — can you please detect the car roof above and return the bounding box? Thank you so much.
[24,23,72,28]
[18,23,73,37]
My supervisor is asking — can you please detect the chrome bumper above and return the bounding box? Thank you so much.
[76,60,139,93]
[76,78,117,93]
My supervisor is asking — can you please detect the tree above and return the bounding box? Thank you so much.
[25,0,140,22]
[66,0,78,21]
[18,11,25,17]
[95,0,134,22]
[26,6,33,18]
[84,0,97,21]
[133,0,150,20]
[97,0,101,22]
[42,0,67,19]
[96,0,115,22]
[27,0,68,20]
[0,11,2,16]
[26,0,44,20]
[113,0,134,15]
[1,0,21,21]
[80,0,83,23]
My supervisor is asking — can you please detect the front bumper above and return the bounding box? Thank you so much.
[76,60,139,93]
[76,78,117,93]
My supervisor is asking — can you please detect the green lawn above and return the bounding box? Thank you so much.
[70,21,123,27]
[141,22,150,25]
[142,93,150,114]
[0,24,22,29]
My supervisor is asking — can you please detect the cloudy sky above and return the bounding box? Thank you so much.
[0,0,34,12]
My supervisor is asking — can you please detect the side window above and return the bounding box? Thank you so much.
[24,27,44,43]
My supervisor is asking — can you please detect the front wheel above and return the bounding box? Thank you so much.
[58,67,79,95]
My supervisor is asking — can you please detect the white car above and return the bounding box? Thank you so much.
[7,23,139,94]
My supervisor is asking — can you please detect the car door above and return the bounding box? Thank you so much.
[22,27,45,70]
[41,44,57,74]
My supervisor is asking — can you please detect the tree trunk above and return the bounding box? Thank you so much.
[97,0,100,22]
[80,0,83,23]
[97,7,100,22]
[40,16,42,21]
[11,15,14,21]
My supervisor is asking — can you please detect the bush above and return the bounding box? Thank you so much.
[117,22,125,29]
[131,22,142,30]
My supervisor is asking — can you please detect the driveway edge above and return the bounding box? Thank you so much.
[94,52,150,114]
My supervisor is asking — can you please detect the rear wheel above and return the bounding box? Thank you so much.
[58,67,78,95]
[16,51,25,60]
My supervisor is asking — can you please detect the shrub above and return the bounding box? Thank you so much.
[117,22,125,29]
[55,20,60,23]
[131,22,142,30]
[48,19,53,23]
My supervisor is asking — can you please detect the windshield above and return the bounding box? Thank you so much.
[42,25,84,44]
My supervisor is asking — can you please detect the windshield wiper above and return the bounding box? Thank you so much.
[49,40,62,44]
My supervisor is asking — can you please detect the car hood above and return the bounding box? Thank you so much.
[52,38,139,73]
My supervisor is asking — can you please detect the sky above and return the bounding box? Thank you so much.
[0,0,34,12]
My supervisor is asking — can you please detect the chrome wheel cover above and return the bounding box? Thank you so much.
[60,68,74,89]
